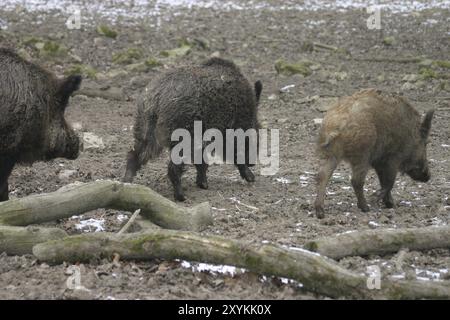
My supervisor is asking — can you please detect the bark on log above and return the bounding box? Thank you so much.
[0,225,68,255]
[33,230,450,299]
[304,226,450,260]
[0,181,212,232]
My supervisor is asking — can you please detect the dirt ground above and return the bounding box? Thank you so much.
[0,0,449,299]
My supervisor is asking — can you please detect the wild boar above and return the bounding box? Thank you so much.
[0,48,82,201]
[314,88,434,218]
[124,57,262,201]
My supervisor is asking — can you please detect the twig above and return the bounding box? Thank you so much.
[117,209,141,235]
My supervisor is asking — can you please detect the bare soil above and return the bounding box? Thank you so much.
[0,1,449,299]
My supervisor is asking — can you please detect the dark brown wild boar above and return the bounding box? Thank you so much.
[314,88,434,218]
[0,48,82,202]
[123,57,262,201]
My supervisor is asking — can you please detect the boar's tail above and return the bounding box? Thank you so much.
[123,101,162,182]
[319,131,340,149]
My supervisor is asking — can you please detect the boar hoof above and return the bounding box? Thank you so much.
[384,201,395,209]
[245,174,255,183]
[243,170,255,183]
[315,207,325,219]
[238,165,255,182]
[174,193,187,202]
[358,204,370,212]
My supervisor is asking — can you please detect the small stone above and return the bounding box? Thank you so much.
[71,122,83,131]
[313,118,323,125]
[210,51,221,58]
[402,74,419,82]
[105,69,128,79]
[279,84,295,93]
[59,169,78,180]
[83,132,105,150]
[401,82,417,91]
[368,221,380,229]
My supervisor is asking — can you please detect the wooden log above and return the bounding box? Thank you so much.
[0,225,68,255]
[0,181,212,232]
[304,226,450,260]
[33,230,450,299]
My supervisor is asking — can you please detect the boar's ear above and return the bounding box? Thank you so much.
[57,75,82,107]
[420,109,435,139]
[254,80,263,104]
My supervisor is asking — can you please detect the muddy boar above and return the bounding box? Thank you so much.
[124,57,262,201]
[314,88,434,218]
[0,48,82,201]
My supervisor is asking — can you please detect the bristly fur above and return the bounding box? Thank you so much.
[124,57,262,200]
[0,48,82,201]
[314,88,434,217]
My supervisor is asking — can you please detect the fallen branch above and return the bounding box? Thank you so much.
[304,226,450,260]
[0,181,212,232]
[0,225,68,255]
[33,230,450,299]
[117,209,141,235]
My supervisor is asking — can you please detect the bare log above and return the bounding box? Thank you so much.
[0,181,212,232]
[33,230,450,299]
[0,225,68,255]
[304,226,450,260]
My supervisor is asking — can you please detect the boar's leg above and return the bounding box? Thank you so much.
[350,163,370,212]
[374,164,397,208]
[0,157,16,202]
[195,163,209,189]
[314,156,338,218]
[168,161,186,201]
[237,164,255,182]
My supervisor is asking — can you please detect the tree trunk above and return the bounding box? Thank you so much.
[0,181,212,231]
[304,226,450,260]
[0,225,68,255]
[33,229,450,299]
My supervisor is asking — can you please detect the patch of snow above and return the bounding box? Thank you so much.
[390,273,405,280]
[276,177,292,184]
[180,260,244,277]
[2,0,448,19]
[368,221,380,228]
[280,84,296,93]
[117,214,128,222]
[415,268,445,281]
[75,218,105,232]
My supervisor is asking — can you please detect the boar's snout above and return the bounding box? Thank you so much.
[63,133,81,160]
[407,166,430,183]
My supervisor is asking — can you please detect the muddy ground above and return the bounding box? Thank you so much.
[0,1,449,299]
